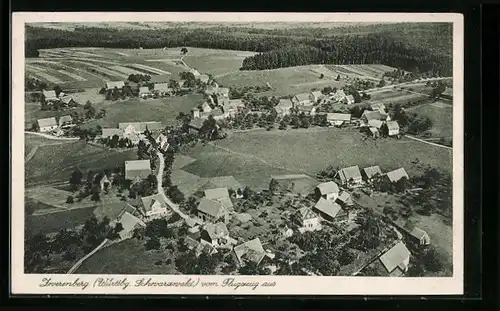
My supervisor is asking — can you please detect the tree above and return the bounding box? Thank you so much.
[336,74,341,81]
[422,248,443,272]
[69,168,83,191]
[145,237,161,250]
[91,192,101,202]
[269,179,279,193]
[167,185,185,203]
[145,219,172,239]
[319,73,324,79]
[66,195,74,204]
[377,79,386,87]
[181,47,188,55]
[31,121,40,132]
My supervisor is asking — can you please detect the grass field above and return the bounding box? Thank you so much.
[26,206,97,236]
[77,238,178,274]
[25,141,138,186]
[410,103,453,138]
[82,94,202,129]
[181,128,452,190]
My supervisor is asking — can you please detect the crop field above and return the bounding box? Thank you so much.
[326,64,396,81]
[77,238,178,274]
[26,205,97,236]
[182,128,452,190]
[410,103,453,138]
[25,141,138,186]
[81,94,202,129]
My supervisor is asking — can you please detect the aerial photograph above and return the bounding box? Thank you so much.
[23,21,453,277]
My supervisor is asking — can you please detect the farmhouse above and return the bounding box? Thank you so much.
[362,165,383,182]
[95,202,137,223]
[197,198,227,223]
[37,117,58,133]
[233,238,273,266]
[368,127,380,138]
[114,211,147,240]
[105,81,125,90]
[367,119,384,130]
[58,115,73,128]
[204,187,233,209]
[204,85,218,95]
[200,222,236,248]
[270,174,317,195]
[139,193,169,220]
[101,128,124,139]
[93,173,112,191]
[221,101,241,118]
[343,94,355,105]
[274,99,294,117]
[295,207,321,232]
[139,86,151,98]
[310,90,324,103]
[313,198,344,222]
[60,96,76,106]
[197,107,226,120]
[118,121,163,133]
[198,74,210,84]
[370,103,387,114]
[386,121,400,137]
[394,220,431,246]
[315,181,340,201]
[217,95,230,107]
[330,89,347,103]
[297,105,317,116]
[124,159,151,180]
[385,168,409,183]
[336,165,363,186]
[326,113,351,127]
[292,92,312,106]
[217,87,230,98]
[153,83,173,96]
[373,241,411,277]
[188,118,205,134]
[42,89,59,103]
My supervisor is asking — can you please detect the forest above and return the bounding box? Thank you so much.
[25,23,452,76]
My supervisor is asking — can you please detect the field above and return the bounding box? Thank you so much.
[76,238,178,274]
[25,141,138,186]
[26,206,96,236]
[81,94,202,129]
[181,128,452,190]
[410,103,453,138]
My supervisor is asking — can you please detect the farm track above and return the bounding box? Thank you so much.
[404,135,452,150]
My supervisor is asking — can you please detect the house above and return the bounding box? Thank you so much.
[326,113,351,127]
[204,85,218,95]
[95,202,138,223]
[315,181,340,201]
[336,165,363,186]
[42,89,59,103]
[101,128,124,139]
[114,211,146,240]
[37,117,58,133]
[216,95,230,107]
[292,92,312,106]
[105,81,125,90]
[60,96,76,106]
[280,225,294,238]
[386,121,400,137]
[370,103,387,114]
[188,118,205,134]
[440,87,453,100]
[343,94,355,105]
[139,86,151,98]
[221,102,239,118]
[139,194,169,220]
[153,83,173,96]
[330,89,347,103]
[367,119,384,130]
[386,168,409,183]
[297,105,317,115]
[375,241,411,277]
[124,159,151,180]
[274,99,294,117]
[362,165,383,182]
[393,220,431,246]
[93,173,112,191]
[178,80,186,88]
[200,222,236,248]
[368,127,380,138]
[310,90,324,103]
[217,87,230,98]
[204,187,233,209]
[58,115,73,128]
[336,191,353,207]
[312,198,343,222]
[197,198,227,223]
[118,121,163,133]
[198,74,210,84]
[233,238,272,266]
[190,68,201,77]
[295,207,321,232]
[361,110,389,124]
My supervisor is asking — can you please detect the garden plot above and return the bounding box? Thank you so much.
[56,69,87,81]
[128,63,171,75]
[25,65,64,83]
[64,60,128,80]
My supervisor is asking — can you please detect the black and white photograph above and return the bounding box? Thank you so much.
[11,12,464,295]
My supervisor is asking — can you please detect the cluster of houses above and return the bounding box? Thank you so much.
[36,115,74,134]
[99,121,168,150]
[360,103,400,138]
[335,164,410,188]
[42,89,76,106]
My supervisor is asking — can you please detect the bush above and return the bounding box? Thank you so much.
[66,196,74,204]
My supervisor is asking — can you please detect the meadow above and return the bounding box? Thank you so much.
[410,103,453,138]
[181,128,452,190]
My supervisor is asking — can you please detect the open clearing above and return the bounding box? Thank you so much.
[77,238,178,274]
[182,128,452,190]
[25,141,138,186]
[410,102,453,138]
[82,94,202,129]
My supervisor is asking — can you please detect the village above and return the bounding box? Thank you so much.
[23,24,453,278]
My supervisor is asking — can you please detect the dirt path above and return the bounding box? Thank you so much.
[67,239,109,274]
[25,131,80,141]
[25,146,39,163]
[405,135,452,150]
